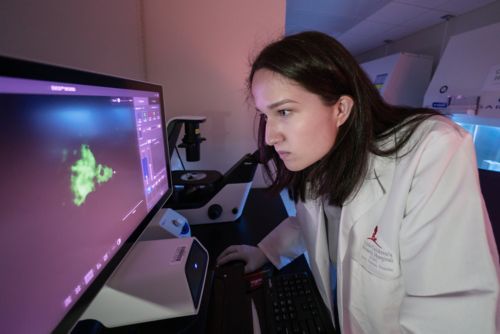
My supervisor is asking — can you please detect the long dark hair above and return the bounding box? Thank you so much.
[249,31,441,206]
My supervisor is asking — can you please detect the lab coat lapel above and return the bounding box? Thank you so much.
[297,155,394,319]
[297,198,333,315]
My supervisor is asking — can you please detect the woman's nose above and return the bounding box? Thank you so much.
[265,119,282,146]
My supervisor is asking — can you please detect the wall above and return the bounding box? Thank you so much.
[356,0,500,68]
[142,0,285,187]
[0,0,145,80]
[0,0,286,188]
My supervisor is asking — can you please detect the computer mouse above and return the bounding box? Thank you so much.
[223,260,246,268]
[215,260,246,278]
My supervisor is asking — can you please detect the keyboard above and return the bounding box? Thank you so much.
[207,262,335,334]
[262,272,335,334]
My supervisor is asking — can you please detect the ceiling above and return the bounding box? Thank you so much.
[285,0,496,55]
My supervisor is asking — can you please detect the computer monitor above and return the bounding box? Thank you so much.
[0,55,173,333]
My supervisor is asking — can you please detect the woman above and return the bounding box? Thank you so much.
[216,31,499,333]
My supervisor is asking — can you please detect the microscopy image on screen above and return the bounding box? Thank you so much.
[70,143,115,206]
[0,92,165,332]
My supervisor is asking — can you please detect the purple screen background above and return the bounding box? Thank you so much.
[0,93,159,332]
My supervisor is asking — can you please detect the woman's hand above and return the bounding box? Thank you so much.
[216,244,269,274]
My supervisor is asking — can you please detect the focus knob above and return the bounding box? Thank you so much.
[208,204,223,220]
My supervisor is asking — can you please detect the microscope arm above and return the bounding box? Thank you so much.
[166,116,207,161]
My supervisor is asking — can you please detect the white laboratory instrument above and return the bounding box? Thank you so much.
[422,22,500,171]
[361,52,433,107]
[423,22,500,118]
[80,237,209,327]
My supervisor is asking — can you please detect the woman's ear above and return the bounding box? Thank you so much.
[335,95,354,127]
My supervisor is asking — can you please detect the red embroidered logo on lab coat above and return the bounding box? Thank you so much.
[360,225,398,277]
[367,226,381,248]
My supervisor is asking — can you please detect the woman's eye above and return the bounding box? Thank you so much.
[278,109,291,117]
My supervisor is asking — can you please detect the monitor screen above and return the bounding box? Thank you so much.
[0,56,172,333]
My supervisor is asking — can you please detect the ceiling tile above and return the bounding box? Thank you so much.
[338,19,395,53]
[366,2,430,25]
[383,25,421,41]
[399,9,445,29]
[287,0,392,18]
[339,20,394,39]
[286,0,497,55]
[435,0,495,13]
[395,0,451,10]
[286,9,360,34]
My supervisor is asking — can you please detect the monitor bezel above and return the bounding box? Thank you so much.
[0,55,173,333]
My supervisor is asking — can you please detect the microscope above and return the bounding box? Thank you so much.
[165,116,259,224]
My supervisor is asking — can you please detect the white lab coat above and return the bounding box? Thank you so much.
[258,116,500,333]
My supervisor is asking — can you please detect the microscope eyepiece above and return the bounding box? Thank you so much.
[180,121,206,161]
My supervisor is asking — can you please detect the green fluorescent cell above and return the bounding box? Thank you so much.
[70,144,114,206]
[96,163,113,184]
